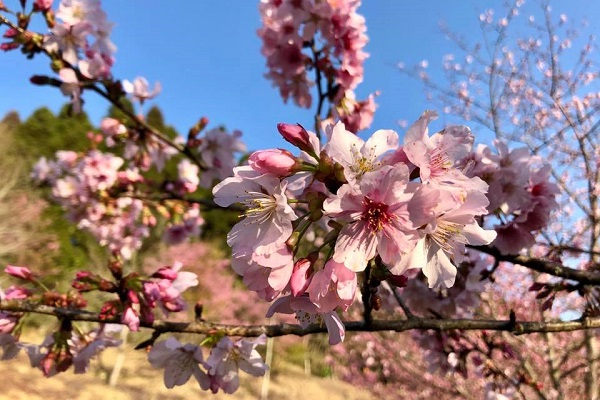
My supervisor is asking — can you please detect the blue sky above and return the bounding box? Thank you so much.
[1,1,598,151]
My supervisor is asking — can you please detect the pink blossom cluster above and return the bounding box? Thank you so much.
[45,0,116,73]
[100,117,179,172]
[258,0,376,132]
[100,118,246,188]
[31,149,152,259]
[148,334,268,394]
[0,325,121,377]
[129,262,198,330]
[71,261,198,331]
[42,0,117,111]
[0,265,124,376]
[31,115,250,260]
[402,252,492,319]
[213,111,497,344]
[463,141,559,254]
[194,127,247,188]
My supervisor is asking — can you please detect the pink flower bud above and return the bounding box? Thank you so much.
[0,314,17,334]
[277,123,314,154]
[248,149,299,177]
[33,0,53,11]
[3,28,17,38]
[75,271,93,280]
[0,42,19,51]
[152,266,178,281]
[5,265,34,281]
[127,290,140,304]
[4,286,32,300]
[122,306,140,331]
[290,259,313,297]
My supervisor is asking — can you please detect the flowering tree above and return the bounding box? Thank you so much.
[0,0,598,398]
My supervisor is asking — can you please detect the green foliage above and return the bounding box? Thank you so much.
[0,111,21,131]
[146,105,179,139]
[12,105,92,164]
[1,102,236,276]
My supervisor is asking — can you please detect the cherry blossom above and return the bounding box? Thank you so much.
[324,121,399,185]
[205,335,268,394]
[323,164,417,272]
[400,188,497,288]
[122,76,162,104]
[212,166,297,256]
[148,337,209,390]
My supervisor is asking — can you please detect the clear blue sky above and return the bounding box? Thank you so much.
[0,1,598,151]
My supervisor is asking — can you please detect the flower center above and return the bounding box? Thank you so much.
[240,191,277,223]
[350,144,378,178]
[431,220,466,254]
[361,197,392,233]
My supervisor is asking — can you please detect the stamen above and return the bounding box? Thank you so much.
[361,197,393,233]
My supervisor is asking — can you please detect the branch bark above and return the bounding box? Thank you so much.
[2,301,600,337]
[472,245,600,285]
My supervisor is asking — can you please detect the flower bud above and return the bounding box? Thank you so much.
[290,258,314,297]
[0,42,19,51]
[5,265,34,281]
[33,0,53,11]
[152,266,178,281]
[277,123,315,154]
[248,149,299,177]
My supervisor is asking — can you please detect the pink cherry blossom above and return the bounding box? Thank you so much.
[323,164,417,272]
[148,337,209,390]
[197,128,247,187]
[230,244,294,301]
[70,326,122,374]
[266,295,346,345]
[403,110,487,194]
[306,259,357,312]
[205,335,268,394]
[45,22,93,65]
[122,76,161,104]
[324,121,398,185]
[400,187,497,288]
[212,166,297,256]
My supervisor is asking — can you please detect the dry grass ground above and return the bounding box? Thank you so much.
[0,332,375,400]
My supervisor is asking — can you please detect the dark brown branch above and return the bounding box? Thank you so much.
[2,301,600,338]
[471,245,600,285]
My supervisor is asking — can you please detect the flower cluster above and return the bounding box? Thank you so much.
[463,141,559,254]
[213,111,497,343]
[44,0,117,111]
[1,325,122,377]
[258,0,375,132]
[72,261,198,331]
[32,149,154,258]
[402,252,492,319]
[148,335,268,395]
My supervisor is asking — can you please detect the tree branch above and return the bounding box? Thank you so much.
[2,301,600,338]
[471,245,600,285]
